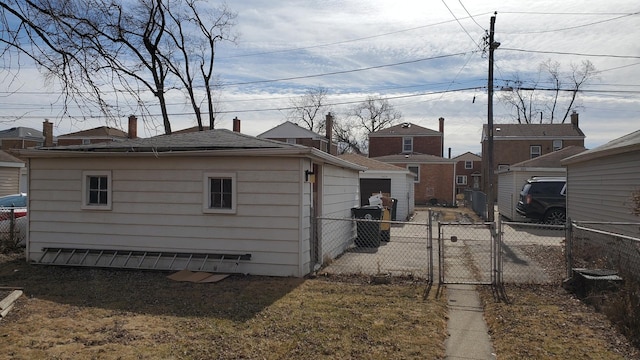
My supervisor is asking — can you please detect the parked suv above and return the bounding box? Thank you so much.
[516,177,566,224]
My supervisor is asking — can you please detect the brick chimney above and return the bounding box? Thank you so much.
[325,112,334,155]
[232,117,241,132]
[570,111,579,128]
[439,117,445,157]
[128,115,137,139]
[43,119,54,147]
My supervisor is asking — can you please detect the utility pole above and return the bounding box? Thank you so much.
[487,12,499,222]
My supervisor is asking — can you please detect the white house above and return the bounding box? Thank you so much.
[497,146,585,220]
[20,129,365,277]
[561,129,640,237]
[338,153,415,221]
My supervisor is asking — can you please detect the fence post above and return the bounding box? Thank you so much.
[428,209,433,285]
[9,208,16,245]
[565,217,573,279]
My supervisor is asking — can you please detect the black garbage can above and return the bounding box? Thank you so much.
[351,205,382,247]
[391,198,398,221]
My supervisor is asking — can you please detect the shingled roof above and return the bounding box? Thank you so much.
[482,123,585,140]
[58,126,128,138]
[369,123,441,137]
[338,153,408,171]
[510,145,586,168]
[39,129,296,152]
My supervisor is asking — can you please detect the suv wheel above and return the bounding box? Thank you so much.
[543,208,566,225]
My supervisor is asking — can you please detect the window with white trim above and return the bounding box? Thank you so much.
[530,145,541,159]
[456,175,467,185]
[553,139,563,151]
[403,137,413,153]
[407,165,419,183]
[82,171,112,210]
[203,172,236,214]
[465,161,473,169]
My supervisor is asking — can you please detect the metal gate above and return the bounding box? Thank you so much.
[438,221,499,285]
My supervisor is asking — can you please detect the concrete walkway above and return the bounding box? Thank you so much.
[444,284,496,359]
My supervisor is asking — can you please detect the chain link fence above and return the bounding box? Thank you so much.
[318,211,433,281]
[437,221,496,285]
[499,220,566,284]
[0,209,25,251]
[568,221,640,282]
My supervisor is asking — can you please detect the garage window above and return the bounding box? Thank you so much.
[203,172,236,214]
[82,171,112,210]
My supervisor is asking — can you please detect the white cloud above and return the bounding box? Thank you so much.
[1,0,638,155]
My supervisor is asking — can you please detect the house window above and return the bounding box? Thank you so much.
[82,138,91,145]
[553,139,563,151]
[286,138,296,144]
[403,137,413,153]
[530,145,541,159]
[203,172,236,214]
[81,171,112,210]
[497,164,509,172]
[465,161,473,169]
[407,165,419,183]
[456,175,467,185]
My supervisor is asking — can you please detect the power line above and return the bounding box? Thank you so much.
[501,12,639,35]
[500,48,640,59]
[218,52,472,87]
[218,12,494,60]
[440,0,482,50]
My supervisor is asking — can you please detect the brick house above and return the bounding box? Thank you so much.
[452,151,482,195]
[368,118,454,205]
[481,112,585,198]
[368,118,444,158]
[0,126,44,151]
[56,116,137,146]
[371,153,455,205]
[258,114,337,155]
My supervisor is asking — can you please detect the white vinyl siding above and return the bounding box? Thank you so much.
[28,156,306,277]
[319,165,360,263]
[566,151,640,234]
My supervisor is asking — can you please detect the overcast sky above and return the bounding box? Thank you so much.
[1,0,639,156]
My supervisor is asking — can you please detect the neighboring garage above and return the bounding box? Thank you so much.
[339,154,415,221]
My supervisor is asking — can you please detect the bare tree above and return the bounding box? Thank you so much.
[500,59,597,124]
[347,96,402,133]
[287,87,332,134]
[333,117,366,154]
[0,0,236,134]
[334,95,402,154]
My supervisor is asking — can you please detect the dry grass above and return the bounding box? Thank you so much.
[480,284,640,359]
[0,253,447,359]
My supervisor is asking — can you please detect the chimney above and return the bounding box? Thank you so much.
[325,112,334,155]
[439,117,445,157]
[570,111,579,128]
[43,119,53,147]
[128,115,138,139]
[233,117,241,132]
